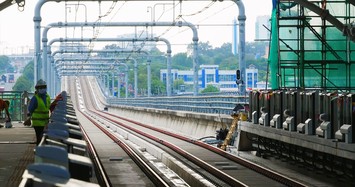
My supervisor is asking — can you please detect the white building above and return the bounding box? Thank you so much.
[245,64,258,90]
[160,65,258,93]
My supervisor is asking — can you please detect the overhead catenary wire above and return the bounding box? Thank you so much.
[61,1,236,55]
[160,2,236,47]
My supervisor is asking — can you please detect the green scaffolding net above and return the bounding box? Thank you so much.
[0,91,28,121]
[268,0,355,91]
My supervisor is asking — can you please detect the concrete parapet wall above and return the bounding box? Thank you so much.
[108,105,234,140]
[240,121,355,160]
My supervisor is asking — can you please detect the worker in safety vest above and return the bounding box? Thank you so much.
[27,79,51,145]
[0,99,11,128]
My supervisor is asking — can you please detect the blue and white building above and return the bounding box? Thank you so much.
[160,65,258,92]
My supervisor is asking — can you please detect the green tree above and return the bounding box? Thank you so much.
[187,41,214,65]
[151,77,165,95]
[12,76,33,91]
[172,53,191,69]
[173,79,184,92]
[0,55,14,74]
[21,61,34,81]
[102,40,269,95]
[13,61,34,91]
[219,56,238,70]
[200,84,219,93]
[195,41,214,57]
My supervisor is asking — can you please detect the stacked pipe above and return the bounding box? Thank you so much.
[249,90,354,144]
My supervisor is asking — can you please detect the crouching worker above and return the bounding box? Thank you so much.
[50,93,63,112]
[27,79,51,145]
[0,99,11,128]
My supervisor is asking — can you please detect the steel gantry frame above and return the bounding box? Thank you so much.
[55,58,129,98]
[51,49,147,98]
[46,37,173,96]
[40,21,198,95]
[34,0,247,96]
[51,49,151,96]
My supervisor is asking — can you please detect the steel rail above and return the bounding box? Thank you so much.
[69,83,112,187]
[76,77,172,187]
[95,92,307,186]
[91,104,248,186]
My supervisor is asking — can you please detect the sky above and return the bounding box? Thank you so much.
[0,0,272,55]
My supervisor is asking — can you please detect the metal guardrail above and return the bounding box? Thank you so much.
[0,91,31,122]
[107,95,248,115]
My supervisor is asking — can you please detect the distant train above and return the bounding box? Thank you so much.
[8,74,14,83]
[0,73,15,84]
[1,74,14,83]
[1,75,6,83]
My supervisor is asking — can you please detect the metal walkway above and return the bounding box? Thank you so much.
[0,122,35,186]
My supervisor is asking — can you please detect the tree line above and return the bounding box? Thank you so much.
[5,41,269,94]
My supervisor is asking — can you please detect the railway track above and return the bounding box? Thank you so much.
[67,76,307,187]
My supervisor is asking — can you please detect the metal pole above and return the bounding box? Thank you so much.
[106,74,109,97]
[111,72,114,97]
[232,0,246,95]
[147,59,151,97]
[117,68,121,98]
[134,59,138,98]
[125,67,128,98]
